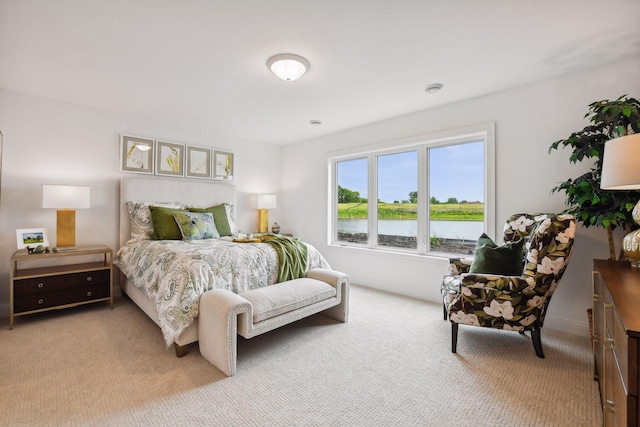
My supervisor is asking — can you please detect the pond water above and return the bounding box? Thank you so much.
[338,218,483,240]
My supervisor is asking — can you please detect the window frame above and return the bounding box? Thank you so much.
[328,123,495,255]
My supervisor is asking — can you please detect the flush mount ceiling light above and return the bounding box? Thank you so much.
[424,83,444,94]
[267,54,310,81]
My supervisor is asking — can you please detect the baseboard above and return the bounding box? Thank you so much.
[0,302,8,323]
[544,314,590,337]
[352,281,441,303]
[356,282,591,338]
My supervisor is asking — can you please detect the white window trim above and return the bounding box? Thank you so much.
[327,122,495,255]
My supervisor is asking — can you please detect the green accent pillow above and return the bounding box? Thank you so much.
[173,212,220,240]
[189,205,232,236]
[149,206,188,240]
[469,233,525,276]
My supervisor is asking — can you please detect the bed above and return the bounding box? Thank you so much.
[115,176,331,356]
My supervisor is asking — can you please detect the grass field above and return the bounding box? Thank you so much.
[338,202,483,220]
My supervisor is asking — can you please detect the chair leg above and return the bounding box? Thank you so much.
[443,303,448,320]
[531,328,545,358]
[451,322,458,353]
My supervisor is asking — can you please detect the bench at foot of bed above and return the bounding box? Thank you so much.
[198,268,349,376]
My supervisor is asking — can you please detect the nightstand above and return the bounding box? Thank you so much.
[9,245,113,329]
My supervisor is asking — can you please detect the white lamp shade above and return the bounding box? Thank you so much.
[601,134,640,190]
[267,54,309,81]
[253,194,277,210]
[42,185,91,209]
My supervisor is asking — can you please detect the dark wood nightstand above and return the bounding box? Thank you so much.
[9,245,113,329]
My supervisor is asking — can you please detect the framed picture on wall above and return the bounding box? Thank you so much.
[185,145,212,179]
[155,140,185,177]
[213,150,234,180]
[121,134,154,174]
[16,228,49,250]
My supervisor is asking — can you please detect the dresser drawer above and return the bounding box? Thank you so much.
[613,357,629,427]
[613,305,630,395]
[14,282,110,313]
[14,270,110,296]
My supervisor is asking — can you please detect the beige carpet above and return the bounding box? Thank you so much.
[0,285,601,426]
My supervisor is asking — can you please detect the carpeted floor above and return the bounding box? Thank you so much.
[0,285,602,426]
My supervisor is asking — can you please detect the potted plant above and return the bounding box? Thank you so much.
[549,95,640,260]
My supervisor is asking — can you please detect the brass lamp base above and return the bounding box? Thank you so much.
[258,209,269,233]
[57,209,77,247]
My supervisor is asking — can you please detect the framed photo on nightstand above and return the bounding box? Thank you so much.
[16,228,49,249]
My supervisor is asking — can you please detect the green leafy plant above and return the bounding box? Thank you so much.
[549,95,640,260]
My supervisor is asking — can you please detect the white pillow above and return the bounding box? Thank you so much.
[223,203,239,234]
[127,201,184,241]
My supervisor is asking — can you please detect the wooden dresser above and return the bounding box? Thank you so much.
[593,259,640,426]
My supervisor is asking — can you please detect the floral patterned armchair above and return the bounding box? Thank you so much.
[441,213,576,358]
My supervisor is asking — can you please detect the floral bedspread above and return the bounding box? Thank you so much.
[114,238,331,346]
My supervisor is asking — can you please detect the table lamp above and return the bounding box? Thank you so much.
[600,133,640,265]
[42,184,90,247]
[252,194,276,233]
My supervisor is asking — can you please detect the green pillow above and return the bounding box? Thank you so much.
[189,205,232,236]
[173,212,220,240]
[469,233,525,276]
[149,206,187,240]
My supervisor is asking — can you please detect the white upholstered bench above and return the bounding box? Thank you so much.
[198,268,349,376]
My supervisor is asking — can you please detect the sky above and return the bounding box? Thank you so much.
[338,141,484,203]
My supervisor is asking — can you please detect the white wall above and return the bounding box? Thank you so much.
[2,57,638,336]
[0,90,283,312]
[281,56,640,336]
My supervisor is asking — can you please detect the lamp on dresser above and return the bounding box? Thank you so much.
[42,184,90,247]
[600,133,640,265]
[252,194,276,233]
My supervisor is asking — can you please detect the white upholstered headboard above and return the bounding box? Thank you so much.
[119,177,237,249]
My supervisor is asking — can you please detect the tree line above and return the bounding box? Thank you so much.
[338,186,473,204]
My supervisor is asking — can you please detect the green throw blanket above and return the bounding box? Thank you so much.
[262,235,308,282]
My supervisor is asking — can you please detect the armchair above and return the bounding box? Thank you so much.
[441,213,576,358]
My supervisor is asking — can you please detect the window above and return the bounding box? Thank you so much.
[377,151,418,249]
[336,157,368,244]
[330,124,495,255]
[428,141,485,254]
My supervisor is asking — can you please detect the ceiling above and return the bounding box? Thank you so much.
[1,1,639,145]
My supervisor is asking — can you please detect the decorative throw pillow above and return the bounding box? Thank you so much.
[223,203,239,234]
[173,212,220,240]
[127,201,184,241]
[469,233,525,276]
[189,204,233,236]
[149,206,188,240]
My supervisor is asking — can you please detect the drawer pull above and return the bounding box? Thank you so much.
[38,299,44,304]
[86,276,92,282]
[603,302,614,346]
[87,291,92,297]
[37,283,44,288]
[604,399,615,413]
